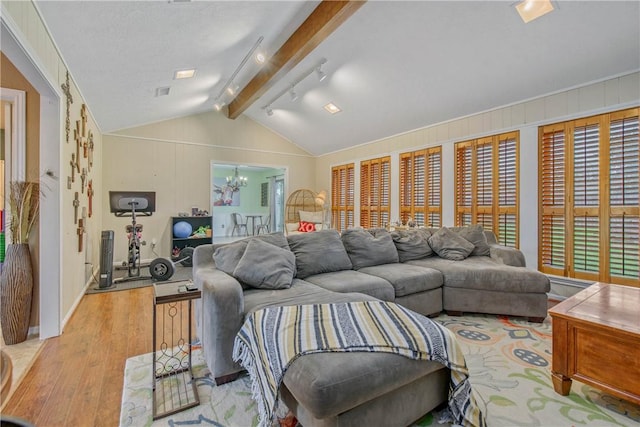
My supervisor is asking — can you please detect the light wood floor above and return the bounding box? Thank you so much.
[3,287,153,426]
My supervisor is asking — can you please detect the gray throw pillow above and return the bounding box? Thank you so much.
[213,232,289,275]
[428,226,475,261]
[454,224,491,257]
[287,229,353,279]
[212,240,248,275]
[341,228,399,269]
[390,228,433,262]
[232,239,296,289]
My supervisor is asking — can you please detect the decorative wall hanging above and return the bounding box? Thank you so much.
[73,191,79,224]
[60,70,73,144]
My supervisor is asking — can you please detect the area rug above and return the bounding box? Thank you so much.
[120,314,640,427]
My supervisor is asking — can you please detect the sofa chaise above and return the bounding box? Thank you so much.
[193,226,549,426]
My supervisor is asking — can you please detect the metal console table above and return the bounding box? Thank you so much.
[152,280,201,419]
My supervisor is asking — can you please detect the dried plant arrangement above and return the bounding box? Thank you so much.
[8,181,40,244]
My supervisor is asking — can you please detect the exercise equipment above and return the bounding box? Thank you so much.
[109,191,155,284]
[148,247,194,281]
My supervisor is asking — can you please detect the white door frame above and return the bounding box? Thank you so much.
[1,88,27,245]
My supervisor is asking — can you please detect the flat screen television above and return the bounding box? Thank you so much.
[109,191,156,216]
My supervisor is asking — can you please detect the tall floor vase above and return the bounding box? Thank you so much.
[0,244,33,345]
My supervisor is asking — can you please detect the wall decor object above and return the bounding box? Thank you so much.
[60,70,73,144]
[212,177,240,206]
[87,180,93,217]
[261,182,268,207]
[88,131,94,170]
[70,153,76,182]
[77,218,85,252]
[67,176,72,190]
[73,191,80,224]
[80,168,87,193]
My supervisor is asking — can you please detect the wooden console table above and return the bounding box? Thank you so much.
[548,282,640,405]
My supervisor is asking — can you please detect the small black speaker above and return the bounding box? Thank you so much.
[99,230,114,288]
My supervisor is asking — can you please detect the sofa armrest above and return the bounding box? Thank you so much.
[195,267,245,380]
[489,244,526,267]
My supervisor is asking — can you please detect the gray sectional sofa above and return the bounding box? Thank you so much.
[193,225,550,426]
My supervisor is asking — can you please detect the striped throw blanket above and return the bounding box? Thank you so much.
[233,301,485,427]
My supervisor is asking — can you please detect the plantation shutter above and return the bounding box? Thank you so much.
[456,132,519,246]
[426,147,442,227]
[455,142,473,226]
[361,157,390,228]
[539,125,566,275]
[497,133,518,247]
[331,163,354,232]
[572,118,601,279]
[608,110,639,285]
[538,107,639,286]
[399,148,442,227]
[476,137,493,230]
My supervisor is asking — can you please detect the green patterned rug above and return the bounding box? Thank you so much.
[120,314,640,427]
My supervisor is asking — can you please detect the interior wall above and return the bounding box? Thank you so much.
[103,111,314,262]
[315,71,640,269]
[2,0,104,335]
[0,52,41,327]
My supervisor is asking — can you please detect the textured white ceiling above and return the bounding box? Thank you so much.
[36,1,640,156]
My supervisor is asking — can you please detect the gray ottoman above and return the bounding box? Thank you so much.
[280,351,449,427]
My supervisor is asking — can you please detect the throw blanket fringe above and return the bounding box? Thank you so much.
[233,301,485,427]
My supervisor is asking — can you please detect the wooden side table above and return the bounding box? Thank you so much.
[152,280,201,419]
[548,282,640,405]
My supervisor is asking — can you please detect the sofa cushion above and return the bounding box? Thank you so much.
[288,229,353,279]
[341,228,399,269]
[304,270,395,301]
[243,279,377,315]
[428,227,475,261]
[212,232,289,276]
[390,228,433,262]
[232,239,296,290]
[452,224,490,257]
[358,263,442,297]
[406,256,550,293]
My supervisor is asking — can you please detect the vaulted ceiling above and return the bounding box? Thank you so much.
[36,1,640,156]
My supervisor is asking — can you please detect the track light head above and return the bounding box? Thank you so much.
[266,106,273,116]
[316,66,327,82]
[226,82,240,96]
[289,87,298,102]
[213,101,226,111]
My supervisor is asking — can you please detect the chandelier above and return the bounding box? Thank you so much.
[226,167,248,190]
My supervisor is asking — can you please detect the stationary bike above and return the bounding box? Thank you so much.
[108,191,193,283]
[112,193,153,284]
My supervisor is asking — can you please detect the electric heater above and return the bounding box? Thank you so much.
[99,230,115,288]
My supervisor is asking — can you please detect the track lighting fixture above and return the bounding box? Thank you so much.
[261,58,328,116]
[289,87,298,102]
[213,36,264,112]
[226,82,240,96]
[315,65,327,82]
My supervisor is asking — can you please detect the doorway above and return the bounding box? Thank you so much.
[210,163,286,239]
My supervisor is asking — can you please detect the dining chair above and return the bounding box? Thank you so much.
[230,213,248,236]
[255,215,271,235]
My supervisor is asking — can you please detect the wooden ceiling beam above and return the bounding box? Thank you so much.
[227,1,366,119]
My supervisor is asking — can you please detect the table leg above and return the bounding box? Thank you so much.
[552,372,572,395]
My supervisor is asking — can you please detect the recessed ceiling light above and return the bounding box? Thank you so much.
[324,103,341,114]
[155,86,170,97]
[515,0,554,23]
[174,69,196,79]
